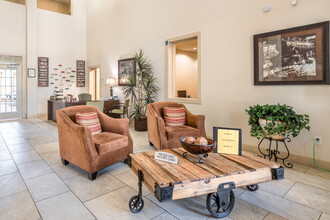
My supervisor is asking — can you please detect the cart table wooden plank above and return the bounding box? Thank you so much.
[128,148,284,218]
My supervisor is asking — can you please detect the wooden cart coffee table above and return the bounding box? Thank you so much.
[127,148,284,218]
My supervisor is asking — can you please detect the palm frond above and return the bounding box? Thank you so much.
[121,49,159,118]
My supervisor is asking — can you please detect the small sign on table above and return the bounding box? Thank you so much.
[154,152,179,164]
[213,127,242,155]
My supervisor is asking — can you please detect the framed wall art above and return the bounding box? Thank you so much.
[28,68,36,78]
[254,21,329,85]
[118,58,136,86]
[213,127,242,156]
[76,60,86,87]
[38,57,49,87]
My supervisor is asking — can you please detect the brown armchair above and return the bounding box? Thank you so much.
[147,102,206,150]
[56,105,133,180]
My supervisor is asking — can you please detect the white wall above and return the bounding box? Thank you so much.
[175,50,198,98]
[37,0,88,114]
[0,0,87,117]
[87,0,330,165]
[0,1,26,56]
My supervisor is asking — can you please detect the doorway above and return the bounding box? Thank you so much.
[89,66,100,101]
[0,55,22,119]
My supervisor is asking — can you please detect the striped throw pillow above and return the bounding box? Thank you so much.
[76,112,102,135]
[163,107,186,126]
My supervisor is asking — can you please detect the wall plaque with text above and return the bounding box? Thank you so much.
[38,57,49,87]
[76,60,85,87]
[213,127,242,155]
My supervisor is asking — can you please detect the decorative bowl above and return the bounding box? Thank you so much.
[179,136,216,155]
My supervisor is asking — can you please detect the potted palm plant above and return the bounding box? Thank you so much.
[245,104,310,140]
[122,50,159,131]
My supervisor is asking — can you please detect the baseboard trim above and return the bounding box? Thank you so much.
[38,113,47,118]
[243,144,330,170]
[27,114,38,119]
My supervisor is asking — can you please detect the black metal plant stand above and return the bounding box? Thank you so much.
[257,137,293,168]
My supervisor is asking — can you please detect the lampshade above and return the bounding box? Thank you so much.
[106,78,117,86]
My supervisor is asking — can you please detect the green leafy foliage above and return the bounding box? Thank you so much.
[122,49,159,120]
[245,104,310,139]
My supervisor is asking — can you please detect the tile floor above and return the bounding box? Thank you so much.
[0,118,329,220]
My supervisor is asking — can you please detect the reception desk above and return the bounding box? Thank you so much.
[48,100,119,121]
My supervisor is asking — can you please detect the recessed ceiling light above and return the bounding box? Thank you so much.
[193,47,197,50]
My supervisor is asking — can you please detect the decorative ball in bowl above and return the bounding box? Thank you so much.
[179,136,216,155]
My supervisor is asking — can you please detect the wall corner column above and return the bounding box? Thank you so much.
[26,0,38,119]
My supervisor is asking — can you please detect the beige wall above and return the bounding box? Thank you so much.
[175,50,198,98]
[87,0,330,165]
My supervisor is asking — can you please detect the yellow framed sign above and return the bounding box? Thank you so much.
[213,127,242,155]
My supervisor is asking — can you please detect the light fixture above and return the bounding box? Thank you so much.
[193,47,197,50]
[291,0,297,6]
[106,77,117,99]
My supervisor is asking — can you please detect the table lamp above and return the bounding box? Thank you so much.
[106,78,117,99]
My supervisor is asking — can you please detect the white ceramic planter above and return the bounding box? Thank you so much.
[258,118,286,140]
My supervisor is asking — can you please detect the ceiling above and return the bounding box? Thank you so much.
[176,39,197,53]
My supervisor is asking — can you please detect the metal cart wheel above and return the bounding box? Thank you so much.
[246,184,259,191]
[206,190,235,218]
[129,195,144,213]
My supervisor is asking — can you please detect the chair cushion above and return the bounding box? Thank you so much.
[76,112,102,135]
[163,107,186,126]
[93,132,128,155]
[165,125,200,139]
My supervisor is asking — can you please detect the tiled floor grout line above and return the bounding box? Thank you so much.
[33,190,70,204]
[0,188,28,201]
[282,181,296,198]
[241,188,323,219]
[282,192,323,218]
[285,175,330,193]
[2,118,330,220]
[7,121,90,219]
[12,124,98,220]
[1,124,44,219]
[82,184,128,204]
[261,211,272,220]
[105,170,172,219]
[150,210,167,220]
[31,119,59,139]
[30,121,132,219]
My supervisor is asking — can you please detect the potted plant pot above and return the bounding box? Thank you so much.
[246,104,310,140]
[134,116,147,131]
[258,119,286,141]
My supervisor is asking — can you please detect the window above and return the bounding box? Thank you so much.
[166,32,201,104]
[3,0,25,5]
[0,55,22,119]
[37,0,71,15]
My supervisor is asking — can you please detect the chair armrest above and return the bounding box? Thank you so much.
[98,111,129,135]
[56,110,99,173]
[147,104,168,149]
[185,109,207,137]
[157,116,168,149]
[97,110,133,153]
